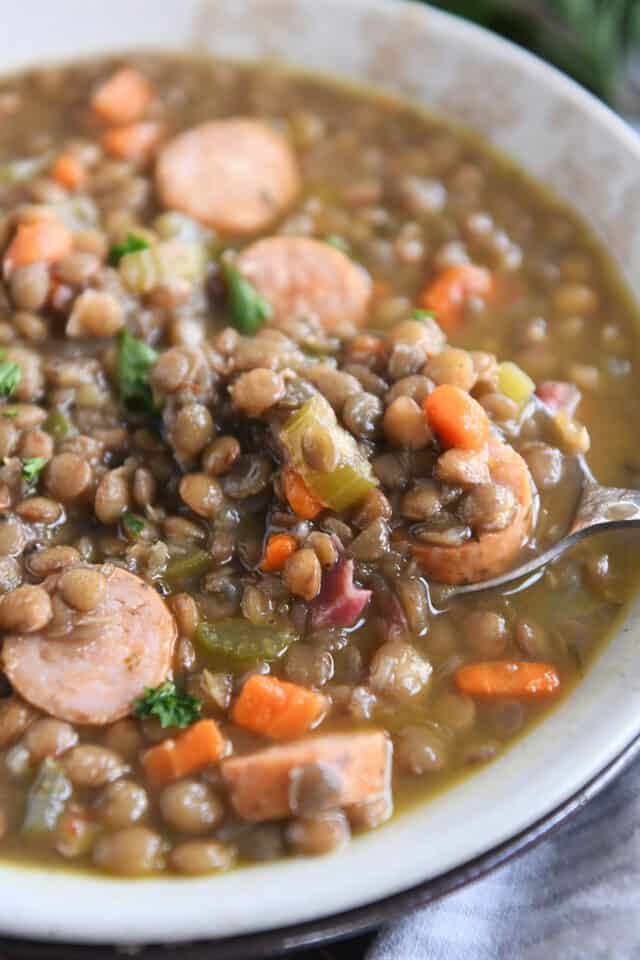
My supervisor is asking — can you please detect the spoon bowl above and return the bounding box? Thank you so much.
[451,456,640,596]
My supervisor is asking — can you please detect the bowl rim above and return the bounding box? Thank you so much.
[1,0,640,949]
[1,727,638,959]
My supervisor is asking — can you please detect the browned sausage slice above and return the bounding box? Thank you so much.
[3,565,176,725]
[236,236,372,337]
[155,119,300,234]
[410,439,533,585]
[221,731,391,822]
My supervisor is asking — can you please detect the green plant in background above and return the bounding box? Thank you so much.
[427,0,640,103]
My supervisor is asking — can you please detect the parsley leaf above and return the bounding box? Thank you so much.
[1,409,18,418]
[109,233,150,266]
[222,261,272,336]
[0,352,21,398]
[412,309,437,323]
[133,681,201,729]
[21,456,46,486]
[117,329,159,413]
[121,512,145,538]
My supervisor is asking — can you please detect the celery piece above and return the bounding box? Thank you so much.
[119,240,207,294]
[279,394,377,511]
[164,548,213,584]
[43,410,70,442]
[23,758,72,834]
[196,619,297,663]
[498,361,535,409]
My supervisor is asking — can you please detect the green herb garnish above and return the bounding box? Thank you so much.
[108,233,150,266]
[1,409,18,418]
[21,457,46,486]
[117,329,159,413]
[0,352,21,398]
[412,309,437,323]
[133,681,201,729]
[121,512,145,538]
[222,261,272,336]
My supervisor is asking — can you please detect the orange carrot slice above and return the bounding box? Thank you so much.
[282,468,325,520]
[91,67,153,125]
[418,264,493,330]
[4,221,73,272]
[232,675,328,740]
[142,719,226,785]
[101,122,164,162]
[52,153,86,191]
[423,384,490,451]
[261,533,298,573]
[455,661,560,698]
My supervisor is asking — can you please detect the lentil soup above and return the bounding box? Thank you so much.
[0,53,637,877]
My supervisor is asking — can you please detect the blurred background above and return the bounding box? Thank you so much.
[428,0,640,121]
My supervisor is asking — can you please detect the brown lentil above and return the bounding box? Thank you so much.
[179,473,223,518]
[59,566,107,612]
[283,548,322,601]
[0,584,52,633]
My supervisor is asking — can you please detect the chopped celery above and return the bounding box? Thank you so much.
[164,548,213,584]
[279,395,377,511]
[119,240,207,294]
[196,619,297,663]
[23,758,72,834]
[43,410,70,442]
[498,361,535,409]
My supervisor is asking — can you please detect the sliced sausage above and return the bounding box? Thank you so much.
[3,565,176,725]
[221,731,391,822]
[410,439,533,585]
[155,119,300,234]
[236,237,372,337]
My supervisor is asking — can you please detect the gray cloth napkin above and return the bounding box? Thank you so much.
[368,756,640,960]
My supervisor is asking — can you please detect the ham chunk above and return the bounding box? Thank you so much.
[222,731,391,822]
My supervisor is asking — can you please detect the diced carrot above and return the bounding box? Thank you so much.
[101,122,164,162]
[282,468,325,520]
[418,264,494,330]
[261,532,298,572]
[142,719,226,785]
[423,384,489,451]
[52,153,86,191]
[232,675,328,740]
[91,67,153,125]
[4,221,73,273]
[455,661,560,699]
[349,334,386,360]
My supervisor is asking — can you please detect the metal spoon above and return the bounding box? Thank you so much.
[452,457,640,596]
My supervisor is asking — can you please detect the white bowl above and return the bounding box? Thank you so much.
[2,0,640,950]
